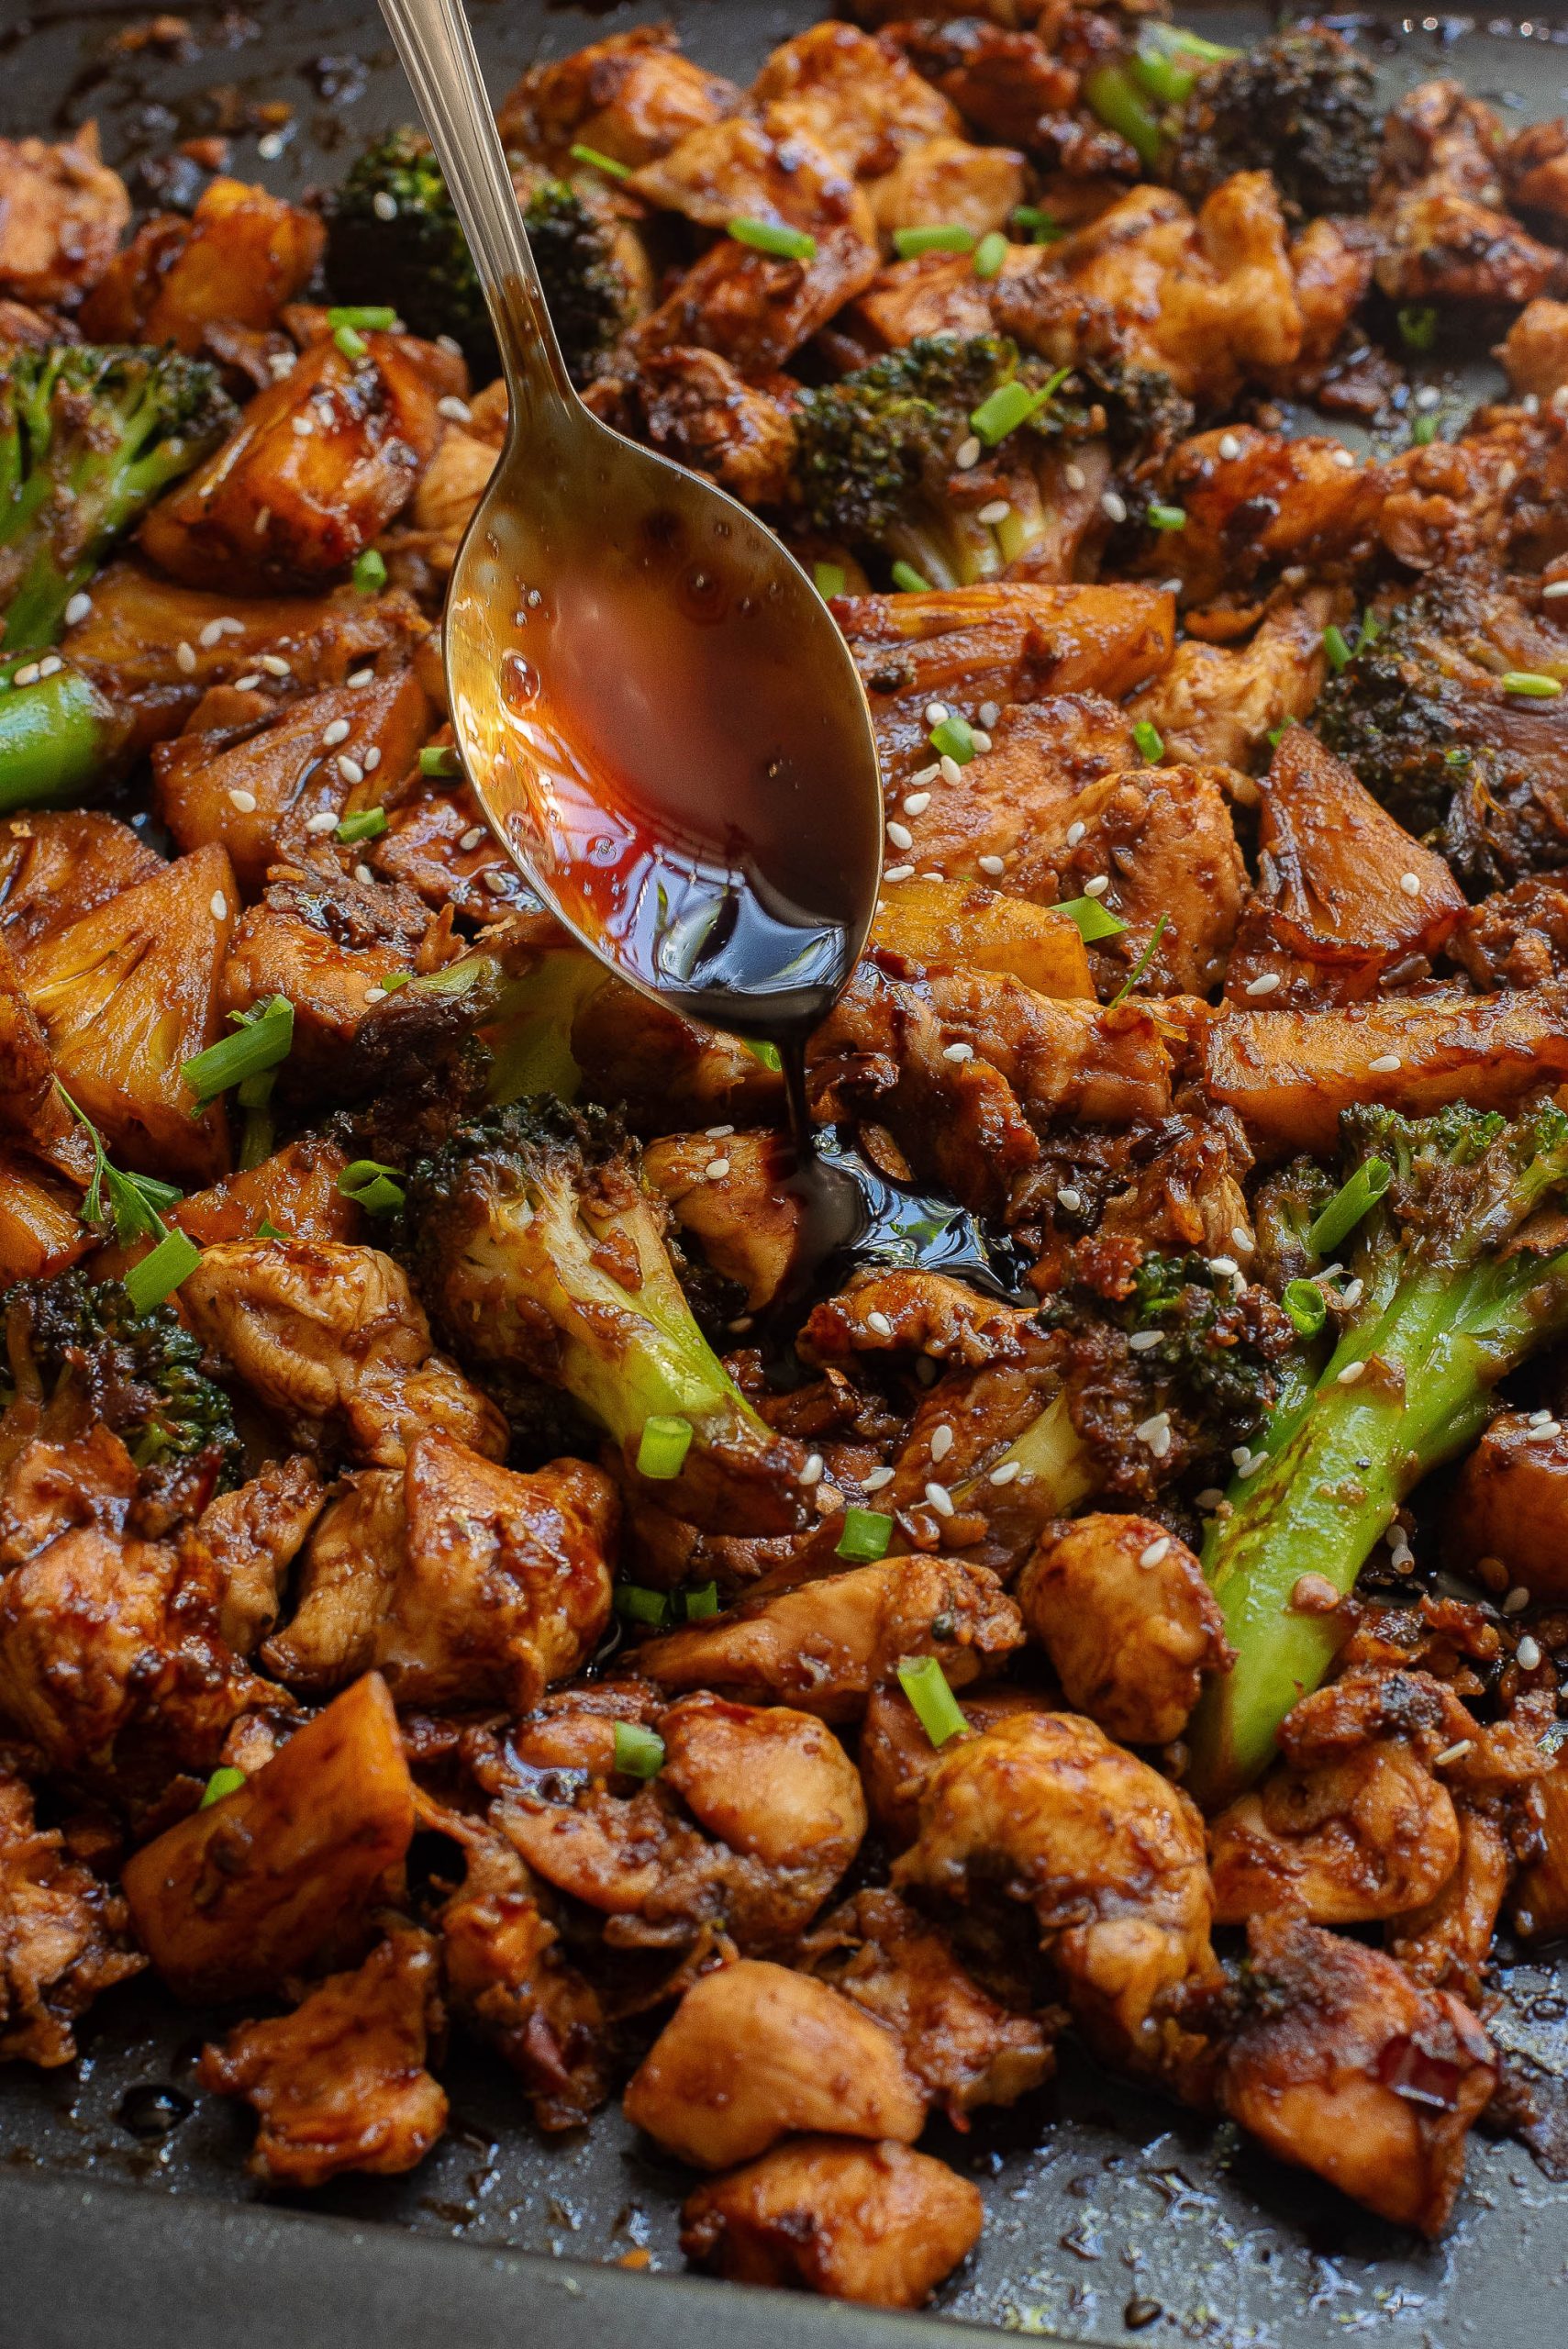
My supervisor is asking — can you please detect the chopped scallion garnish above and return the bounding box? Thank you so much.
[929,713,977,765]
[200,1765,247,1809]
[1011,204,1063,244]
[892,223,974,258]
[332,324,369,362]
[896,1653,968,1748]
[328,306,398,333]
[836,1507,894,1563]
[1410,412,1438,446]
[182,996,294,1108]
[1397,304,1439,352]
[1146,502,1186,531]
[1054,896,1129,942]
[637,1413,694,1478]
[570,142,631,180]
[1322,623,1354,673]
[419,743,461,777]
[1107,910,1169,1008]
[337,1158,406,1216]
[336,807,388,842]
[683,1581,720,1620]
[969,367,1067,448]
[1132,718,1163,762]
[890,560,933,594]
[814,560,847,599]
[973,229,1008,278]
[353,548,387,595]
[613,1720,665,1777]
[1502,671,1563,697]
[1307,1155,1392,1254]
[728,217,817,262]
[1283,1278,1328,1338]
[615,1582,671,1626]
[124,1229,203,1314]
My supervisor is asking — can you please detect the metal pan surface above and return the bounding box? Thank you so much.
[2,5,1568,2343]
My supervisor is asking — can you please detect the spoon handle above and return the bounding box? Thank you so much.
[374,0,570,410]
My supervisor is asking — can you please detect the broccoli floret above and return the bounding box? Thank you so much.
[1,1268,242,1489]
[0,344,234,656]
[327,129,633,386]
[1189,1097,1568,1803]
[1166,24,1382,218]
[402,1098,808,1533]
[1316,583,1568,896]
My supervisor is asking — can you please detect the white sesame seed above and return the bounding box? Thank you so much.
[321,718,350,747]
[977,853,1006,876]
[1057,1186,1084,1212]
[706,1123,735,1139]
[989,1459,1020,1486]
[363,747,381,771]
[292,414,313,437]
[956,436,982,470]
[209,892,228,921]
[942,1041,974,1063]
[862,1464,895,1490]
[454,827,484,852]
[254,506,272,533]
[347,667,374,686]
[1368,1053,1402,1074]
[705,1157,730,1179]
[1521,391,1541,415]
[257,129,285,161]
[1065,819,1085,848]
[924,1480,954,1517]
[1542,578,1568,600]
[63,592,92,626]
[886,820,914,851]
[1504,1586,1530,1614]
[373,189,398,222]
[11,663,39,687]
[728,1314,753,1334]
[1140,1535,1171,1568]
[437,395,473,424]
[482,868,510,895]
[910,762,942,788]
[925,703,949,727]
[1244,972,1282,998]
[1063,462,1086,491]
[971,729,992,752]
[266,350,295,383]
[305,809,339,834]
[37,654,61,677]
[1101,489,1128,523]
[930,1423,954,1463]
[336,756,362,785]
[1083,874,1108,898]
[903,791,931,817]
[1337,1361,1365,1385]
[228,788,258,813]
[355,863,374,885]
[234,673,261,691]
[1129,1329,1160,1351]
[1414,384,1441,411]
[800,1453,825,1487]
[1518,1635,1543,1670]
[1331,446,1356,469]
[1135,1411,1172,1458]
[1195,1487,1224,1509]
[884,863,915,884]
[1218,432,1241,461]
[866,1311,895,1338]
[1396,872,1424,900]
[978,498,1011,526]
[1533,1418,1562,1439]
[175,640,196,674]
[1341,1278,1364,1308]
[1209,1256,1239,1278]
[1231,1226,1251,1252]
[1231,1444,1254,1468]
[364,985,386,1004]
[940,754,963,786]
[1434,1740,1473,1767]
[259,654,291,677]
[198,617,243,648]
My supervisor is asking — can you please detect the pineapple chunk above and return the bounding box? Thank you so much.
[79,176,324,351]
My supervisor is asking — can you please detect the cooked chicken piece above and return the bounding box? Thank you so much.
[1039,763,1245,998]
[623,1958,926,2169]
[868,138,1026,238]
[0,125,128,306]
[1134,430,1380,614]
[262,1434,615,1711]
[643,1130,806,1313]
[0,813,163,955]
[0,1152,89,1288]
[1445,1408,1568,1599]
[0,1765,144,2066]
[571,974,784,1135]
[1496,297,1568,400]
[1450,875,1568,991]
[894,1709,1218,2086]
[122,1673,414,2001]
[16,841,234,1184]
[78,176,324,351]
[1125,594,1336,780]
[619,347,798,505]
[1375,406,1568,575]
[179,1239,507,1467]
[800,1270,1039,1373]
[403,378,507,575]
[1501,115,1568,222]
[434,1813,608,2131]
[859,1682,1054,1853]
[140,330,462,592]
[1387,1806,1512,2005]
[1204,984,1568,1157]
[876,693,1137,874]
[751,22,960,177]
[1513,1749,1568,1943]
[638,1552,1023,1720]
[881,16,1081,153]
[683,2136,984,2308]
[1212,1914,1496,2236]
[370,777,539,924]
[1016,1514,1229,1748]
[156,670,432,890]
[1223,727,1467,1009]
[801,1887,1056,2119]
[1373,82,1568,307]
[195,1454,326,1653]
[1272,216,1376,387]
[497,26,742,170]
[487,1691,864,1953]
[173,1136,362,1251]
[199,1927,447,2188]
[1209,1742,1460,1929]
[846,244,1017,348]
[0,1423,138,1574]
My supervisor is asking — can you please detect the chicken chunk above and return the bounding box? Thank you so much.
[179,1239,507,1467]
[623,1958,926,2169]
[868,137,1026,239]
[1017,1514,1231,1747]
[195,1454,326,1654]
[497,26,742,171]
[1373,81,1568,308]
[1036,763,1246,999]
[0,125,128,306]
[1133,429,1379,614]
[1126,592,1339,779]
[1,1766,144,2066]
[682,2137,983,2309]
[1513,1750,1568,1943]
[199,1928,448,2188]
[1387,1806,1512,2006]
[619,347,798,506]
[859,1681,1054,1853]
[1212,1914,1496,2236]
[751,22,960,178]
[1445,1409,1568,1600]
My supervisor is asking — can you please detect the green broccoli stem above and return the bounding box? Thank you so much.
[1189,1244,1568,1806]
[1084,63,1168,169]
[0,661,128,812]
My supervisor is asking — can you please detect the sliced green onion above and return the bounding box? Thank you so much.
[182,996,293,1108]
[929,713,977,765]
[570,141,631,180]
[1358,609,1382,645]
[328,305,398,332]
[836,1507,895,1563]
[1307,1155,1392,1254]
[897,1653,968,1748]
[124,1230,202,1314]
[970,369,1067,448]
[1283,1278,1328,1338]
[353,548,387,595]
[1132,718,1163,762]
[615,1582,671,1626]
[239,1104,275,1172]
[890,560,933,594]
[814,561,847,599]
[333,324,369,362]
[613,1720,665,1778]
[637,1413,694,1479]
[683,1581,720,1620]
[419,744,461,777]
[1012,204,1064,244]
[336,807,388,843]
[1054,895,1129,942]
[255,1218,290,1241]
[1445,745,1472,766]
[1397,304,1438,352]
[744,1037,783,1072]
[1502,671,1563,697]
[973,229,1008,278]
[381,970,412,993]
[1410,412,1438,447]
[1323,623,1354,674]
[1083,62,1165,169]
[892,223,975,258]
[728,217,817,262]
[200,1765,247,1809]
[337,1158,406,1216]
[1147,502,1186,531]
[1107,910,1168,1008]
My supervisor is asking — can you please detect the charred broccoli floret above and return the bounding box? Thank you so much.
[402,1098,808,1533]
[1190,1098,1568,1802]
[1166,24,1382,217]
[1,1268,242,1487]
[0,343,234,654]
[328,128,633,385]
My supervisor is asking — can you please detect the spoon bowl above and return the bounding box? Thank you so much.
[379,0,883,1042]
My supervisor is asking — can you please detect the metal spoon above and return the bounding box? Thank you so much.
[376,0,884,1046]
